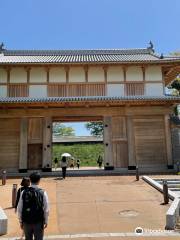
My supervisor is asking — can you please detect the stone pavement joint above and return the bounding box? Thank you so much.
[1,232,180,240]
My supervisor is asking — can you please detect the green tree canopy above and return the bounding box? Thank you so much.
[85,122,103,137]
[53,123,75,136]
[169,51,180,92]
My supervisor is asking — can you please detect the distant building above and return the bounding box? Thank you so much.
[0,44,180,172]
[53,135,103,145]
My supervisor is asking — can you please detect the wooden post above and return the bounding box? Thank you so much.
[19,118,28,172]
[127,116,136,169]
[42,117,52,171]
[164,114,173,168]
[104,116,114,170]
[163,180,169,204]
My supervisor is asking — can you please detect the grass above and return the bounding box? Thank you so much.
[52,143,104,167]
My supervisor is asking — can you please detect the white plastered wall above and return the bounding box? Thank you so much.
[88,67,104,82]
[49,67,66,83]
[107,66,124,82]
[10,68,27,83]
[107,84,124,97]
[145,66,162,81]
[29,85,47,97]
[30,67,47,83]
[145,83,164,96]
[0,86,7,97]
[126,66,143,81]
[69,67,85,82]
[0,69,7,83]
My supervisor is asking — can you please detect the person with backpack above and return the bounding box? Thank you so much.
[17,172,49,240]
[61,156,68,179]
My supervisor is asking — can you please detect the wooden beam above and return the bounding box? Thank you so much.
[164,114,173,167]
[127,116,136,167]
[19,118,28,170]
[103,116,113,168]
[42,117,52,169]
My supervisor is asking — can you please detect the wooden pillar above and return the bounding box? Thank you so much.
[164,114,173,168]
[127,116,136,169]
[19,118,28,172]
[103,116,114,170]
[42,117,52,171]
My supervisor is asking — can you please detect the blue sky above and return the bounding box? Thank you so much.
[0,0,180,54]
[64,123,91,136]
[1,0,179,136]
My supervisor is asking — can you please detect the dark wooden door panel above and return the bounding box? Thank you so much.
[28,144,42,170]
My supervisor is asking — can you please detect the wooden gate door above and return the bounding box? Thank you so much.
[112,117,128,168]
[28,144,42,170]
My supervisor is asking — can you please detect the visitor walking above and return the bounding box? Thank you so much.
[97,155,103,168]
[17,172,49,240]
[54,157,58,170]
[61,156,68,179]
[76,159,81,169]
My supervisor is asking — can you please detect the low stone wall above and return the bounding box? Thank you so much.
[166,198,180,230]
[142,176,180,230]
[0,207,7,235]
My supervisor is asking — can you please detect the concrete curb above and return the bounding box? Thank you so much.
[142,176,180,230]
[0,207,8,235]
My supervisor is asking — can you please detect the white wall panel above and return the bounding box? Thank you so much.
[145,83,164,96]
[126,66,143,81]
[0,69,7,83]
[107,66,124,82]
[29,85,47,97]
[69,67,85,82]
[30,67,47,83]
[107,84,124,97]
[88,67,104,82]
[145,66,162,81]
[0,86,7,97]
[10,68,27,83]
[49,67,66,83]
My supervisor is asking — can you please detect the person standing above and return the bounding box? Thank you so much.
[54,157,58,170]
[61,156,68,179]
[15,177,30,240]
[76,159,81,169]
[97,155,103,168]
[17,172,49,240]
[15,177,30,212]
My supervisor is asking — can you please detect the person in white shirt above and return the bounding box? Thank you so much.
[61,156,68,179]
[17,172,49,240]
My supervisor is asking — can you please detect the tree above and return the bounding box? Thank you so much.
[53,123,75,136]
[170,51,180,56]
[85,122,103,137]
[169,52,180,93]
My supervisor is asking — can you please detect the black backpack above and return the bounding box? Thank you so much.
[22,187,44,223]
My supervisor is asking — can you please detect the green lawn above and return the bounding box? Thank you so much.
[52,143,104,167]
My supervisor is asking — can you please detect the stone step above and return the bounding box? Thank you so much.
[156,180,180,184]
[167,184,180,188]
[169,188,180,191]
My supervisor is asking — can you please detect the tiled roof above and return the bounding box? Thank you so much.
[0,48,179,64]
[0,96,179,103]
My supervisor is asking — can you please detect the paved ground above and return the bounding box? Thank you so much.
[0,175,179,239]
